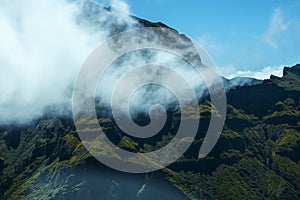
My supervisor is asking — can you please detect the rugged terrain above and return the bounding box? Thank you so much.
[0,2,299,199]
[1,63,299,199]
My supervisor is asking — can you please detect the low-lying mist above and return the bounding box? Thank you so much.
[0,0,136,124]
[0,0,278,125]
[0,0,212,125]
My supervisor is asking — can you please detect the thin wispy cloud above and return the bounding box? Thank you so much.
[0,0,135,124]
[196,35,285,80]
[263,8,288,50]
[219,65,284,80]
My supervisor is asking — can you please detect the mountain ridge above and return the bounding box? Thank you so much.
[1,61,299,199]
[0,2,299,198]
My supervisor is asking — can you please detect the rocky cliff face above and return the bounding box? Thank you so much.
[1,63,299,199]
[0,2,299,199]
[283,64,300,76]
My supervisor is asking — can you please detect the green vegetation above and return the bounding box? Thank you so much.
[0,65,299,199]
[227,104,258,121]
[118,136,138,151]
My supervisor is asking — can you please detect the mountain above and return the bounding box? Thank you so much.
[1,65,299,199]
[222,77,263,91]
[1,3,300,200]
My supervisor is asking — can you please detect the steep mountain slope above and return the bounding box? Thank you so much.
[0,2,299,198]
[1,64,299,199]
[167,64,300,199]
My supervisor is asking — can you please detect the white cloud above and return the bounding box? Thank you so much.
[263,8,288,50]
[110,0,134,24]
[0,0,135,124]
[219,65,284,80]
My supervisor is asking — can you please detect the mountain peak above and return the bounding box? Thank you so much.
[283,63,300,77]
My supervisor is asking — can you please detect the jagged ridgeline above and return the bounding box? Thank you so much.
[2,64,299,199]
[1,2,300,200]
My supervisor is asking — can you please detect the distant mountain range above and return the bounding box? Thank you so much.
[0,2,299,199]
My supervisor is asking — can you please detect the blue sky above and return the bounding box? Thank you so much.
[0,0,298,122]
[100,0,300,78]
